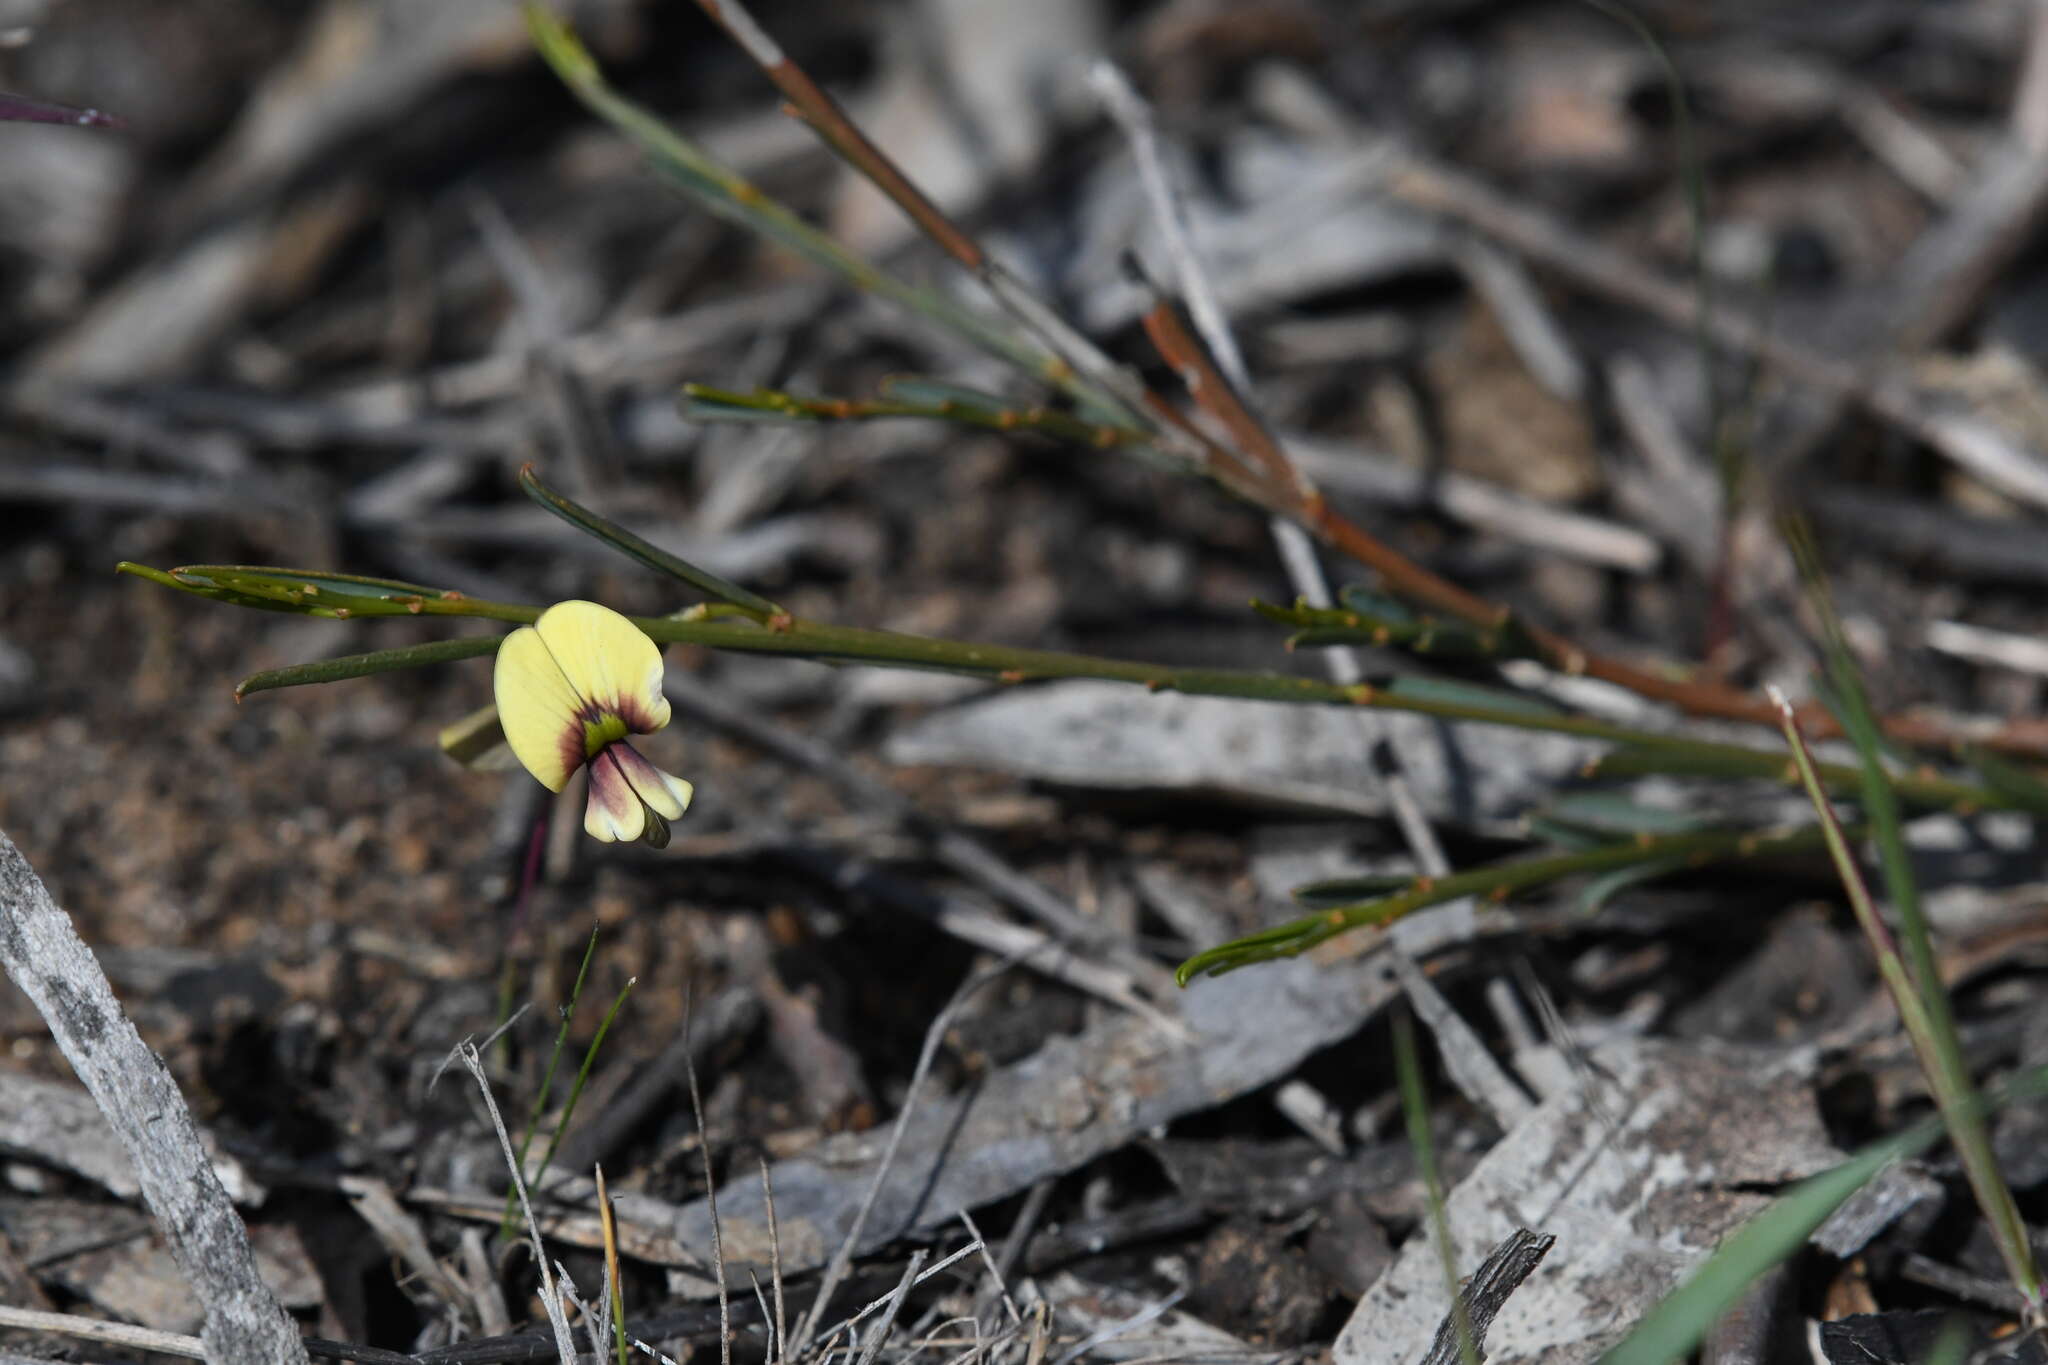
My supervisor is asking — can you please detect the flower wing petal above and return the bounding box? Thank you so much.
[610,742,694,821]
[584,749,646,843]
[533,600,671,735]
[494,624,585,791]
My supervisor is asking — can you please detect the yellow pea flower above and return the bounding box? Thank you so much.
[494,600,693,847]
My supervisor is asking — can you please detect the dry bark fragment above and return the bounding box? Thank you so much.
[0,832,303,1363]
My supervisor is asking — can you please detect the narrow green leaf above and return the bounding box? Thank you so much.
[506,925,605,1234]
[675,390,819,424]
[532,975,636,1184]
[1292,873,1417,908]
[1383,675,1563,718]
[235,636,504,698]
[1538,792,1714,837]
[1572,859,1685,916]
[118,561,329,614]
[878,376,1016,408]
[1339,584,1418,624]
[517,464,783,619]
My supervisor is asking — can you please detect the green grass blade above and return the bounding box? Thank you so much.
[1787,529,2042,1309]
[1599,1120,1939,1365]
[1394,1006,1478,1365]
[504,927,604,1234]
[1605,1060,2048,1365]
[531,974,636,1183]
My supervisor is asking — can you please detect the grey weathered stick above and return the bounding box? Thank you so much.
[0,831,305,1363]
[0,1305,204,1360]
[1417,1228,1556,1365]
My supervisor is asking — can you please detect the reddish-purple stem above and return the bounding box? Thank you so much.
[0,92,123,128]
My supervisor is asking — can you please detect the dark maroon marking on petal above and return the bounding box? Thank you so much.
[614,691,663,735]
[556,724,586,785]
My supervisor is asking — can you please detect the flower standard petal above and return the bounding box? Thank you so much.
[494,623,586,791]
[532,600,672,736]
[584,748,647,843]
[608,742,694,820]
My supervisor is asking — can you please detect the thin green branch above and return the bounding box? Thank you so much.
[1176,823,1831,982]
[124,557,2043,818]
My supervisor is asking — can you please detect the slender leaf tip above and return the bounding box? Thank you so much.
[522,4,598,85]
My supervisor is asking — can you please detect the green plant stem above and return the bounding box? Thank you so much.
[256,609,2013,809]
[1176,822,1830,982]
[126,561,2039,817]
[1775,695,2041,1314]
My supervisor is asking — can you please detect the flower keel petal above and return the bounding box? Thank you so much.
[609,742,694,821]
[584,749,646,843]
